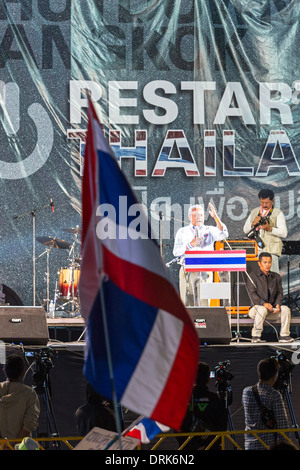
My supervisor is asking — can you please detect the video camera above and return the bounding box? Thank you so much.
[214,360,234,399]
[271,350,294,390]
[215,360,234,383]
[30,348,57,394]
[246,215,269,249]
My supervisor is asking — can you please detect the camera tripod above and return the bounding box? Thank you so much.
[32,358,60,449]
[277,376,300,444]
[217,381,234,433]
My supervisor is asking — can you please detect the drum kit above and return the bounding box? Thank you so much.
[36,226,82,317]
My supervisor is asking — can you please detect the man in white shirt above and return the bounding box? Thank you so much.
[243,189,287,274]
[173,203,228,306]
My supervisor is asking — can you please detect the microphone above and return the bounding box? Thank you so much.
[50,198,54,212]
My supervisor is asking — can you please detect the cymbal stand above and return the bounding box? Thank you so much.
[68,231,80,316]
[35,246,53,314]
[13,201,54,306]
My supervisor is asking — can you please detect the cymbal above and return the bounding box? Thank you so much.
[37,236,71,250]
[62,227,82,234]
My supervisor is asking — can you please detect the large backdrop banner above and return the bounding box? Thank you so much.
[0,0,299,306]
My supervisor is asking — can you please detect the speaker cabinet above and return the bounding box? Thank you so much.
[188,307,232,345]
[0,306,49,345]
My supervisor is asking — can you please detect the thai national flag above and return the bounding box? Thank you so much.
[125,417,170,444]
[79,101,199,431]
[185,250,247,272]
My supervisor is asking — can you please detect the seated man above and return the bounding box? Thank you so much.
[246,252,293,343]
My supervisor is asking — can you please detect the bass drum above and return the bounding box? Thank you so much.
[1,284,24,306]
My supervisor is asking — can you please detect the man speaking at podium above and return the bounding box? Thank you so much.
[173,203,228,306]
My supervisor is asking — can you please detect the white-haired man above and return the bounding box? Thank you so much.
[173,203,228,306]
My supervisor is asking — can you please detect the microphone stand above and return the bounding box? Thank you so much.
[13,201,54,306]
[223,239,252,343]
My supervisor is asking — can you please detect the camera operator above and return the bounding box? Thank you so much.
[177,362,227,450]
[75,382,124,436]
[0,354,40,443]
[243,188,287,273]
[242,357,289,450]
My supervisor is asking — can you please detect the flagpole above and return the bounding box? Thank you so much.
[98,283,124,449]
[89,99,124,450]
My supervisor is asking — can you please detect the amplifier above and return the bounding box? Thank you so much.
[215,239,258,258]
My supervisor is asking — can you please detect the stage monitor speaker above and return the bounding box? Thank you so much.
[188,307,232,345]
[0,306,49,345]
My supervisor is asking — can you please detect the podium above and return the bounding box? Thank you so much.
[185,249,247,341]
[214,239,258,310]
[185,249,247,273]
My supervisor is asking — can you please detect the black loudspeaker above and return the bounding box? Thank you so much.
[0,306,49,345]
[188,307,232,345]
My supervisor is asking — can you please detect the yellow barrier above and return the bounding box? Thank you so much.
[0,436,82,450]
[1,428,299,450]
[151,428,300,450]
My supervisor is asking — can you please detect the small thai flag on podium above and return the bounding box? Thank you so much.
[184,250,247,272]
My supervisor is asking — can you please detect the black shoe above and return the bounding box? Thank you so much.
[279,336,294,343]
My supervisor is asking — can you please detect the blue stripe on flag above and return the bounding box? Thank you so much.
[84,278,158,400]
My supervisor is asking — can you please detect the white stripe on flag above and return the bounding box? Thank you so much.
[121,309,183,416]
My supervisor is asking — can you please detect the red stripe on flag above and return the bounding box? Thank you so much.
[151,322,199,430]
[82,105,99,247]
[126,428,141,442]
[102,245,192,324]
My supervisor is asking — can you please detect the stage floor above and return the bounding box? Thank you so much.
[46,315,300,347]
[46,315,300,330]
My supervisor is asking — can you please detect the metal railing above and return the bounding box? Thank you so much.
[151,428,300,450]
[1,428,299,450]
